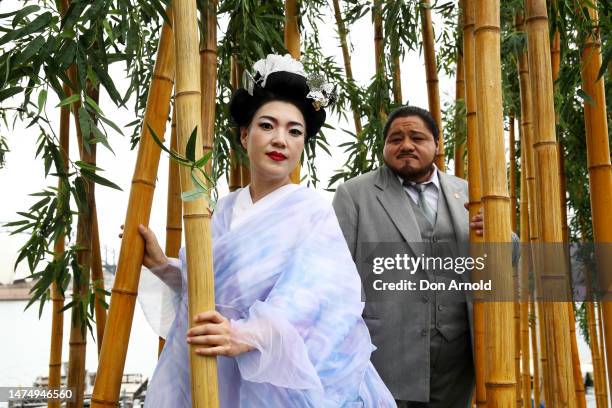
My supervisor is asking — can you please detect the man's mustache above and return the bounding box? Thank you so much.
[397,152,418,159]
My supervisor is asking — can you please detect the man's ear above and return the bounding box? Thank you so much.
[240,127,248,150]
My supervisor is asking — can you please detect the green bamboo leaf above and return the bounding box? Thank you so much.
[56,93,80,108]
[80,169,122,190]
[98,114,124,136]
[11,5,41,27]
[0,12,53,47]
[146,123,190,164]
[85,95,103,115]
[75,160,103,171]
[193,151,213,169]
[14,35,46,65]
[0,86,23,102]
[185,126,198,161]
[37,89,47,113]
[2,220,29,227]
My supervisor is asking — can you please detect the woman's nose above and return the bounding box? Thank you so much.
[271,130,288,147]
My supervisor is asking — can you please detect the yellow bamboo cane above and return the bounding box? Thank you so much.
[463,0,485,405]
[159,106,182,356]
[229,56,242,192]
[90,10,175,407]
[91,210,107,355]
[284,0,301,184]
[201,0,216,176]
[474,2,516,405]
[173,0,219,405]
[516,12,549,404]
[332,0,363,134]
[48,78,70,408]
[420,0,444,170]
[596,302,610,406]
[531,300,541,406]
[519,141,532,408]
[454,36,465,179]
[509,116,517,232]
[67,80,99,408]
[579,0,612,400]
[525,0,577,406]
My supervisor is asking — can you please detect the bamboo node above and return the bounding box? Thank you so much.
[183,213,212,219]
[111,288,138,297]
[473,25,501,35]
[132,178,156,189]
[90,397,119,406]
[525,15,548,24]
[588,163,612,171]
[166,226,182,231]
[480,195,510,201]
[533,141,557,148]
[484,381,516,388]
[176,91,201,98]
[151,74,174,85]
[68,341,86,346]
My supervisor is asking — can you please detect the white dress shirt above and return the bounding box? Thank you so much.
[398,165,440,217]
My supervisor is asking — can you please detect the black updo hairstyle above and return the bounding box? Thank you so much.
[228,71,326,142]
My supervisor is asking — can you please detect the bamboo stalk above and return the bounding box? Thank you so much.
[569,303,587,407]
[48,78,70,408]
[284,0,301,184]
[588,301,607,407]
[91,210,106,355]
[525,1,578,405]
[596,302,610,406]
[531,300,541,407]
[509,116,517,232]
[391,45,402,104]
[159,106,182,356]
[173,0,219,405]
[454,33,465,179]
[463,0,485,405]
[474,2,516,406]
[420,0,444,170]
[332,0,362,135]
[579,0,612,400]
[519,141,532,408]
[200,0,216,176]
[516,12,550,404]
[229,56,242,192]
[67,82,99,408]
[373,0,384,77]
[90,11,175,407]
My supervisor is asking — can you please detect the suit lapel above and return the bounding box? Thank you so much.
[375,166,422,258]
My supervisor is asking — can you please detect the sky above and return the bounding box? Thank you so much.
[0,1,457,284]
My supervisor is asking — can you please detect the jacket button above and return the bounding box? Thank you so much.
[432,236,438,243]
[438,304,443,311]
[436,322,442,329]
[421,329,428,337]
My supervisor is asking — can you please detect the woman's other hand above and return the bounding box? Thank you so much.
[187,310,253,357]
[120,224,169,269]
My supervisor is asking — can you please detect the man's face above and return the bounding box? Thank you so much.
[382,115,438,182]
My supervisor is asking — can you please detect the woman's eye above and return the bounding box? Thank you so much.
[259,122,273,130]
[289,128,303,136]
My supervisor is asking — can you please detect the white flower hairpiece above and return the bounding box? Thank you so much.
[242,53,337,111]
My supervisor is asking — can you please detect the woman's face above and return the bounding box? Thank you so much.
[240,100,306,184]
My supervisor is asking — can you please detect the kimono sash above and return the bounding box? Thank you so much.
[143,186,395,407]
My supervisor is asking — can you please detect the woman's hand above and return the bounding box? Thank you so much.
[120,224,169,269]
[187,311,253,357]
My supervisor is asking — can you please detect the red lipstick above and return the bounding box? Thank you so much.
[266,151,287,161]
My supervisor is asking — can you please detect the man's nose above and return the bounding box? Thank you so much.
[400,138,415,151]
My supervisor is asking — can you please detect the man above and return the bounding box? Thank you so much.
[332,106,483,407]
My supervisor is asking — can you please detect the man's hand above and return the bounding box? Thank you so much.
[120,224,168,269]
[187,310,253,357]
[464,202,484,237]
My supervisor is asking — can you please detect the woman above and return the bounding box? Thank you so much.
[139,54,395,407]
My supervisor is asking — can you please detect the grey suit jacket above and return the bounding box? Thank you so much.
[332,164,472,401]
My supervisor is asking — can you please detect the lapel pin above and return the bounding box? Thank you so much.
[454,192,461,199]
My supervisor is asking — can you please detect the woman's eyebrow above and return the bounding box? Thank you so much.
[288,121,304,128]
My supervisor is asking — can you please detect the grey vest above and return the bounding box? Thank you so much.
[408,186,469,341]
